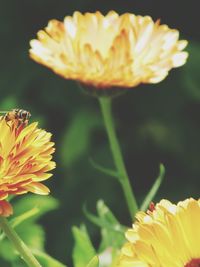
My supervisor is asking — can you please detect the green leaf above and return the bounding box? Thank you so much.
[86,256,99,267]
[12,261,27,267]
[83,205,126,234]
[89,158,119,179]
[13,195,59,222]
[0,224,45,262]
[0,196,57,264]
[140,164,165,211]
[0,258,11,267]
[84,200,126,253]
[60,111,101,167]
[0,238,18,262]
[96,201,125,252]
[97,201,118,224]
[72,225,96,267]
[85,201,125,266]
[17,223,45,250]
[32,249,67,267]
[11,207,39,228]
[0,223,44,262]
[0,208,40,242]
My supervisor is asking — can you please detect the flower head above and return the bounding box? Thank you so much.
[118,198,200,267]
[0,116,55,216]
[30,11,188,89]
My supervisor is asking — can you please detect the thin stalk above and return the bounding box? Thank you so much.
[98,97,138,219]
[0,217,42,267]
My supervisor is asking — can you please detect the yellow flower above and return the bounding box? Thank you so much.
[30,11,188,89]
[118,198,200,267]
[0,116,55,216]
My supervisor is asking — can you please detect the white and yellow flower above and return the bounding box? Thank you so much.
[30,11,188,89]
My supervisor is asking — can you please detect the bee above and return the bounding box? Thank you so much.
[0,109,31,127]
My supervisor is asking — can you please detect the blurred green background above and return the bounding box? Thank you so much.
[0,0,199,266]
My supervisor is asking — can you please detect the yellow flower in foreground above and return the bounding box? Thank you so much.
[0,116,55,216]
[118,198,200,267]
[30,11,188,89]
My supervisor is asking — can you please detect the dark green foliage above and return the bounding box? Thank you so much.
[0,1,199,266]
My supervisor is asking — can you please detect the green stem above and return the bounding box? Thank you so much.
[0,217,42,267]
[98,97,138,219]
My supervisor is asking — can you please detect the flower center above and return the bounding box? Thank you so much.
[185,259,200,267]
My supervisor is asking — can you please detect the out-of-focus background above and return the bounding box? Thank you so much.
[0,0,199,265]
